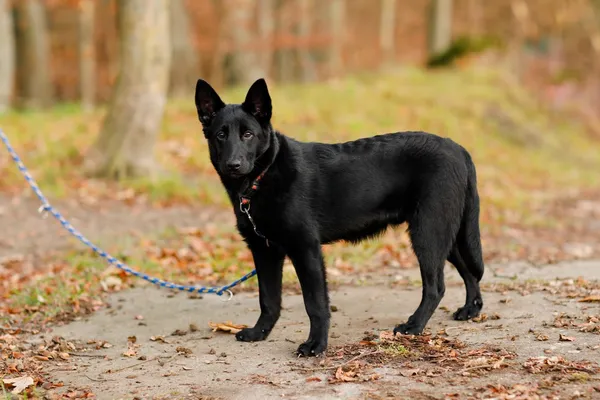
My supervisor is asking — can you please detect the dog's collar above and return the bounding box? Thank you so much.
[238,165,272,246]
[239,165,270,208]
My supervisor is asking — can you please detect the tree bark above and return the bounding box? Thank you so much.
[228,0,265,84]
[0,0,15,113]
[379,0,397,67]
[257,0,274,80]
[14,0,52,109]
[85,0,171,179]
[168,0,200,97]
[427,0,453,57]
[79,0,95,111]
[276,0,295,82]
[298,0,317,82]
[329,0,345,77]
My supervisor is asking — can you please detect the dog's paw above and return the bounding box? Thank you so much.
[452,304,482,321]
[393,322,424,336]
[296,339,327,357]
[235,327,269,342]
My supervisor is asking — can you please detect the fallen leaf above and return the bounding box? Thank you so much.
[122,347,137,357]
[101,276,122,291]
[58,352,70,360]
[559,334,575,342]
[189,323,199,332]
[176,346,193,355]
[128,335,137,343]
[400,368,422,377]
[2,376,35,394]
[208,321,248,334]
[579,296,600,303]
[334,366,357,382]
[171,329,187,336]
[359,340,377,346]
[306,376,322,382]
[150,335,169,343]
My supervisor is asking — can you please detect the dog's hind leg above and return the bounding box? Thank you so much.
[447,246,483,320]
[236,241,286,343]
[394,209,456,335]
[450,163,484,320]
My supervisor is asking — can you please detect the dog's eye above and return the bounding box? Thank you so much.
[242,131,254,140]
[216,131,226,140]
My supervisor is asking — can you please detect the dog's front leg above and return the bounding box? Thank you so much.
[287,241,330,357]
[235,241,286,343]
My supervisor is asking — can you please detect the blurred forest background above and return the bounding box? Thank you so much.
[1,0,600,266]
[1,0,600,118]
[2,0,600,340]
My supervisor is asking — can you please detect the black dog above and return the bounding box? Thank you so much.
[194,78,485,357]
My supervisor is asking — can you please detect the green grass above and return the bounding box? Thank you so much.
[380,342,411,357]
[1,66,598,213]
[3,66,600,322]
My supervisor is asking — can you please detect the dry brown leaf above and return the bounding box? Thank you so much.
[150,335,170,343]
[559,334,575,342]
[176,346,193,355]
[536,333,549,341]
[379,330,396,341]
[306,376,322,382]
[2,376,35,394]
[208,321,248,334]
[359,340,377,346]
[400,368,422,377]
[579,296,600,303]
[334,366,358,382]
[122,348,137,357]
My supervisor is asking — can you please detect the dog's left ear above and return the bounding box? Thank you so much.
[242,78,272,125]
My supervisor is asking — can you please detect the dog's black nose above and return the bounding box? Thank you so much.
[227,161,242,172]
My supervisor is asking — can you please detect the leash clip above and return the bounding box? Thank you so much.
[219,289,234,302]
[239,197,269,247]
[37,204,50,219]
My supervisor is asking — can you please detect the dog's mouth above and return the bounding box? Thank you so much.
[221,169,251,179]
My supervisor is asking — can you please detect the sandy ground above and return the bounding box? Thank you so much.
[38,260,600,400]
[0,194,232,258]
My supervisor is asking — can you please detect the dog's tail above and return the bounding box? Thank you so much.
[457,149,485,281]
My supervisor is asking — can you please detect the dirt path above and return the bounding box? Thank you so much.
[0,193,232,258]
[41,260,600,400]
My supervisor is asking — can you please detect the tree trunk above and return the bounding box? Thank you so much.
[298,0,317,82]
[329,0,345,77]
[427,0,453,57]
[379,0,397,67]
[14,0,52,109]
[257,0,274,80]
[276,0,295,82]
[169,0,200,97]
[228,0,264,84]
[0,0,15,113]
[79,0,95,111]
[85,0,171,179]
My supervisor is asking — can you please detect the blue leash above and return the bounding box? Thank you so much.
[0,128,257,299]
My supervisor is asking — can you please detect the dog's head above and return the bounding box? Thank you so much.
[194,78,273,179]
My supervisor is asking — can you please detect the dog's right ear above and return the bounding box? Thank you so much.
[195,79,226,129]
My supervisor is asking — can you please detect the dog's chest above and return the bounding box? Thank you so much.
[235,197,284,241]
